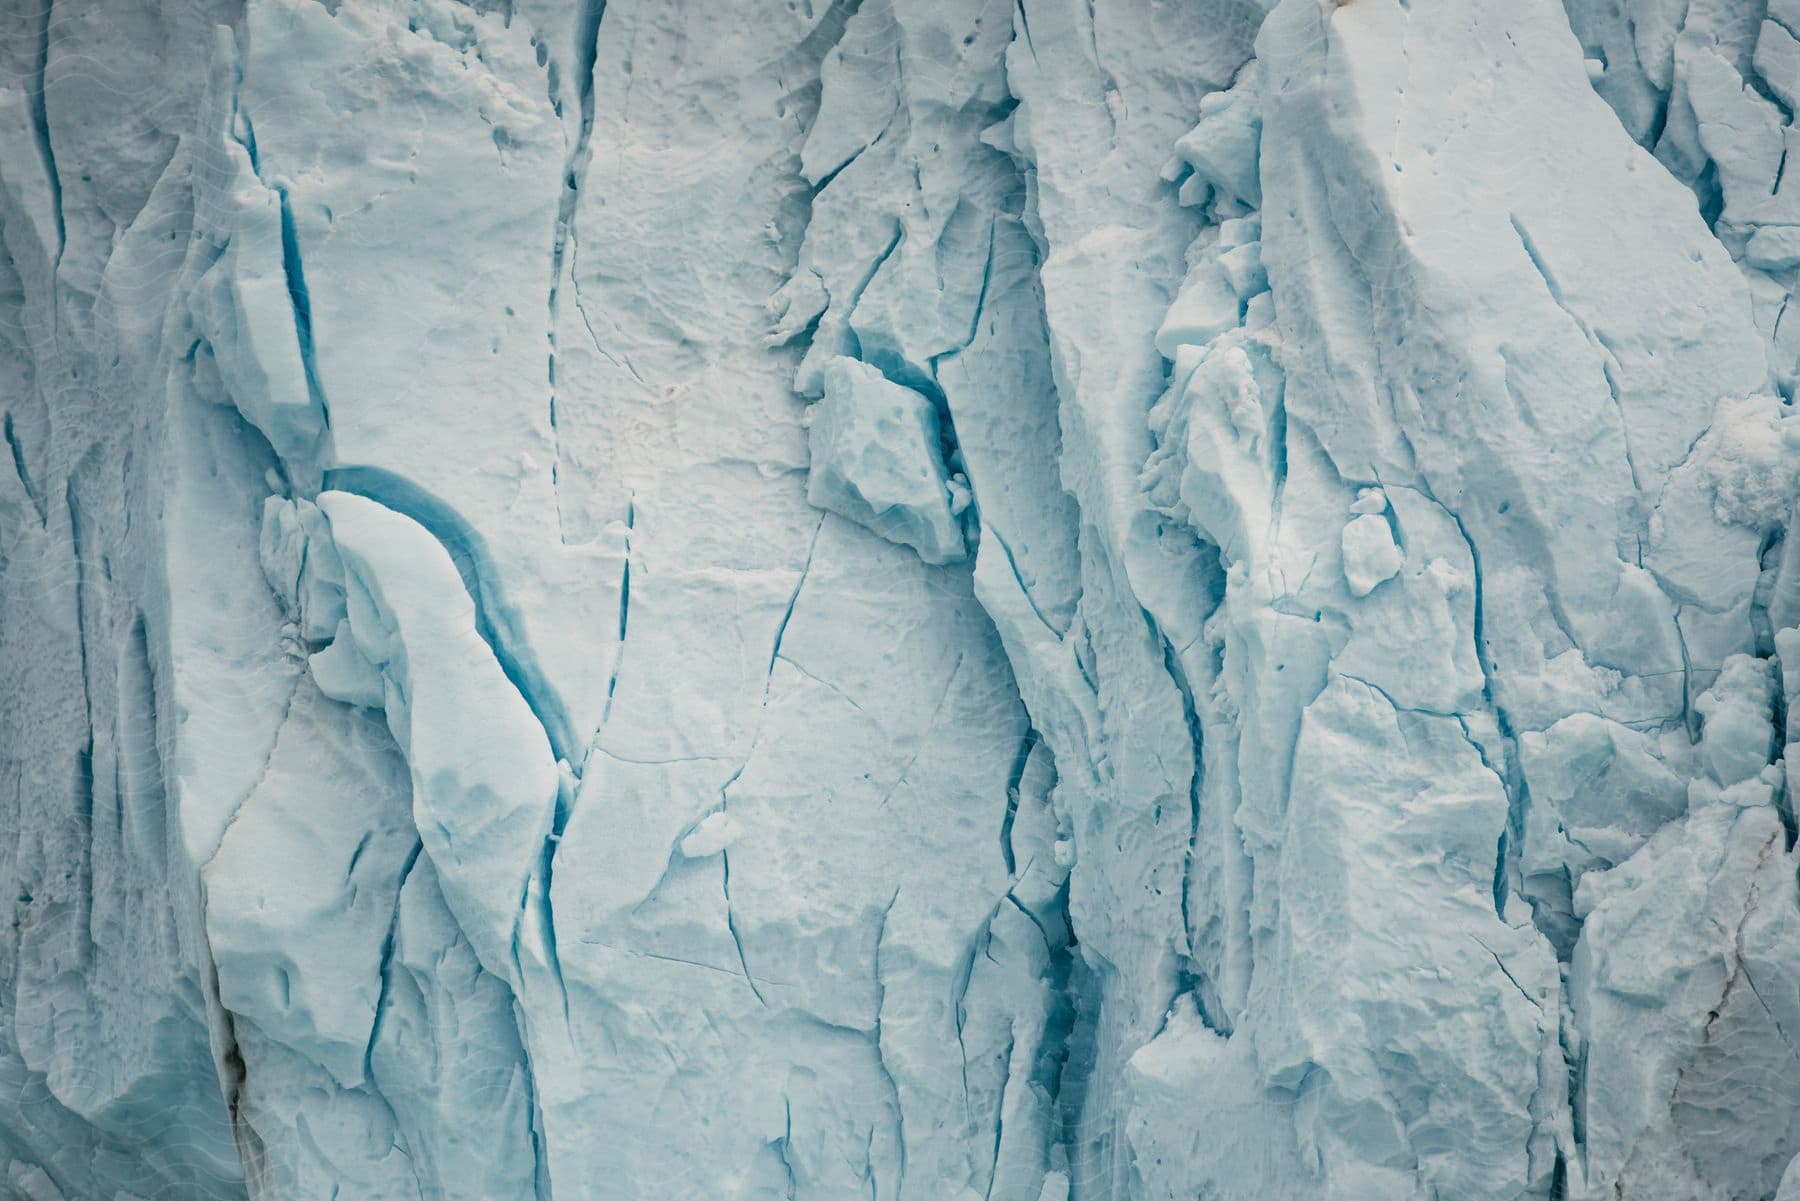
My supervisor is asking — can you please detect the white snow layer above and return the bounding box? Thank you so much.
[1,0,1798,1198]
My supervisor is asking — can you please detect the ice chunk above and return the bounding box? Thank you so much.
[1519,712,1687,901]
[1155,258,1242,357]
[804,357,967,564]
[1165,68,1263,212]
[1340,512,1402,596]
[1755,19,1800,110]
[309,619,386,711]
[1572,795,1800,1200]
[1216,239,1266,301]
[1683,47,1785,228]
[1747,224,1800,271]
[677,810,741,858]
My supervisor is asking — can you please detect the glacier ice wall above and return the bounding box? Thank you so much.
[2,0,1799,1197]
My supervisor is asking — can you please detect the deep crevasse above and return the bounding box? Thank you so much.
[1,0,1798,1198]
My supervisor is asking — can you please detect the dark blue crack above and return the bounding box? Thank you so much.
[986,526,1060,634]
[527,771,574,1027]
[944,216,999,363]
[1013,0,1036,58]
[1158,634,1206,978]
[1431,492,1524,919]
[29,6,64,272]
[1673,603,1697,740]
[998,728,1039,874]
[775,1095,799,1200]
[543,0,609,543]
[595,493,636,730]
[767,515,827,685]
[4,412,46,525]
[717,759,766,1007]
[839,222,905,364]
[362,840,423,1082]
[64,481,96,866]
[344,831,373,879]
[274,185,331,428]
[321,465,576,763]
[808,120,890,194]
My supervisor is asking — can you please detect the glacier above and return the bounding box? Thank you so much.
[2,0,1799,1197]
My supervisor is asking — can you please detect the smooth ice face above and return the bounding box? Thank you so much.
[2,0,1798,1199]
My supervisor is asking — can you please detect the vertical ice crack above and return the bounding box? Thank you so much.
[203,947,269,1192]
[4,412,46,525]
[871,888,908,1196]
[545,0,611,543]
[707,513,825,1000]
[236,109,332,440]
[1156,622,1238,1031]
[519,990,556,1201]
[766,514,827,702]
[997,728,1039,875]
[1013,0,1036,59]
[1658,830,1783,1161]
[568,230,646,388]
[273,184,331,426]
[1672,602,1703,740]
[1752,530,1795,844]
[717,759,767,1008]
[986,526,1060,634]
[64,480,96,955]
[30,4,64,273]
[709,502,827,1008]
[528,783,574,1029]
[546,366,565,543]
[1425,482,1526,918]
[599,492,634,727]
[315,474,580,1096]
[981,1030,1016,1201]
[950,905,993,1122]
[1391,475,1587,1174]
[362,841,424,1080]
[775,1096,799,1200]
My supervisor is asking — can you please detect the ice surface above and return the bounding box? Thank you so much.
[2,0,1799,1197]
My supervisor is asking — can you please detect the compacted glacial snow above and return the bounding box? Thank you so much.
[2,0,1800,1197]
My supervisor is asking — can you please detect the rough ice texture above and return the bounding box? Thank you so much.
[1,0,1798,1198]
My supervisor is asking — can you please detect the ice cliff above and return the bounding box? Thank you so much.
[2,0,1799,1197]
